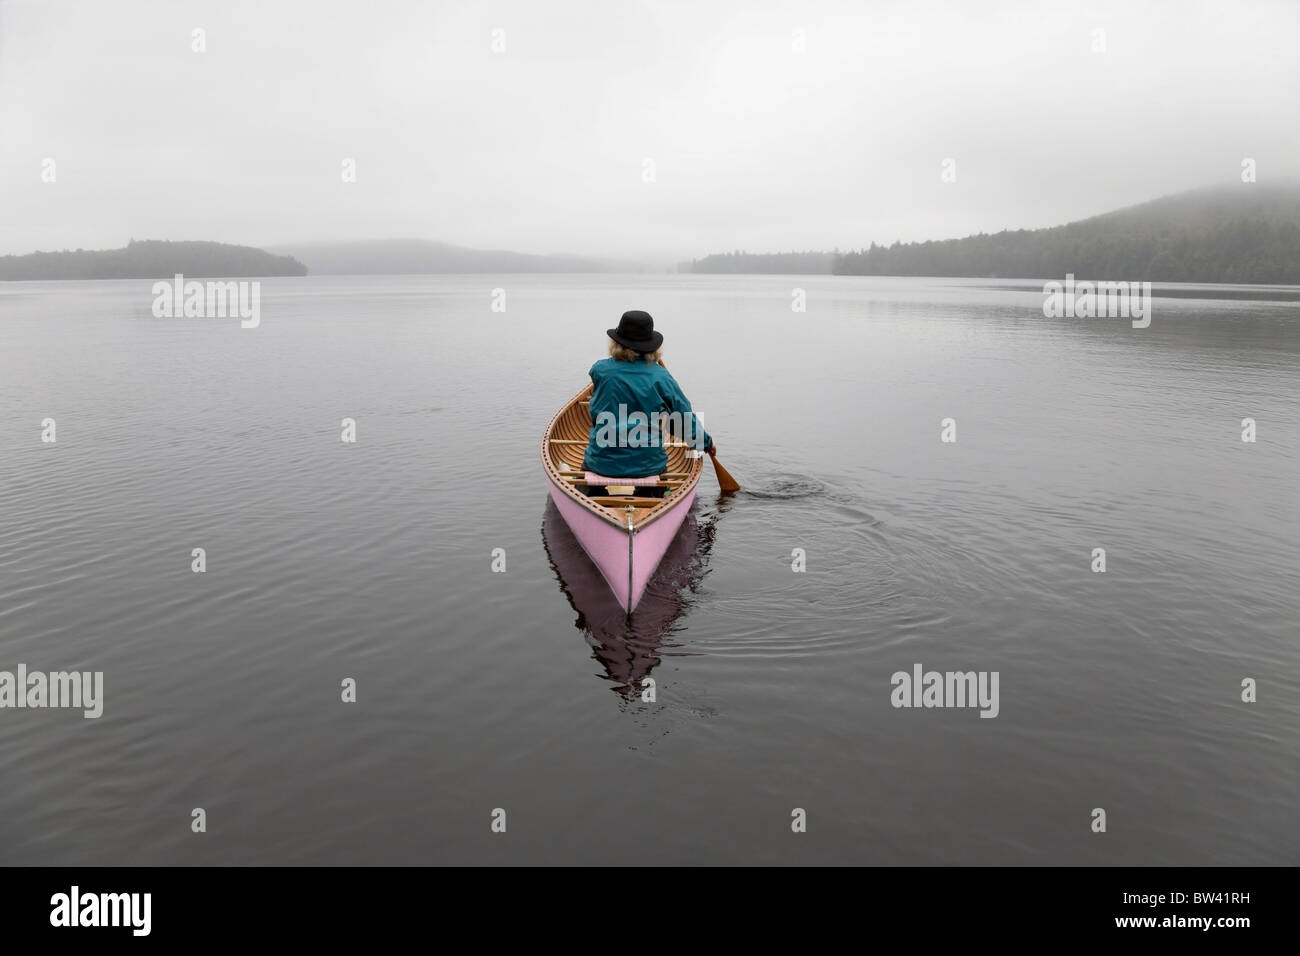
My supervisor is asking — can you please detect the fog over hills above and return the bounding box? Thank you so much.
[270,239,664,275]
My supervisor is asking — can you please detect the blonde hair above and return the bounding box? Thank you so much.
[608,337,662,364]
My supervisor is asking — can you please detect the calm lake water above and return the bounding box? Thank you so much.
[1,274,1297,865]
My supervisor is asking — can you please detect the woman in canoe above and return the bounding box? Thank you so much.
[583,310,716,491]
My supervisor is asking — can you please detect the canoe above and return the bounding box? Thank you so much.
[541,383,704,613]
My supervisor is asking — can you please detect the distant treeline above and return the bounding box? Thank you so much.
[684,185,1300,283]
[835,185,1300,283]
[0,239,308,280]
[683,251,835,274]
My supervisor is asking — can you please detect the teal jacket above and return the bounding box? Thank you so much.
[582,358,713,478]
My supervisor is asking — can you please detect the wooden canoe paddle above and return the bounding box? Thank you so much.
[709,453,740,493]
[658,358,740,492]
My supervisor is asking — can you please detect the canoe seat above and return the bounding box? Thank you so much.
[581,472,660,496]
[583,472,659,486]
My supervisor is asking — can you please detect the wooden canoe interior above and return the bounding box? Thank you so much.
[541,384,704,531]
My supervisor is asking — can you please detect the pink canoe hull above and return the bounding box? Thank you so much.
[545,472,698,613]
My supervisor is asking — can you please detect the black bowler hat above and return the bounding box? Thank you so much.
[608,310,663,353]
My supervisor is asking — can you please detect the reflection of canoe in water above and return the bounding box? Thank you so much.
[541,496,706,695]
[540,382,704,613]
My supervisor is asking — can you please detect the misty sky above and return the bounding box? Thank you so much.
[2,0,1297,260]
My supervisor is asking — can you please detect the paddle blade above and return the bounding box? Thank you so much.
[711,454,740,493]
